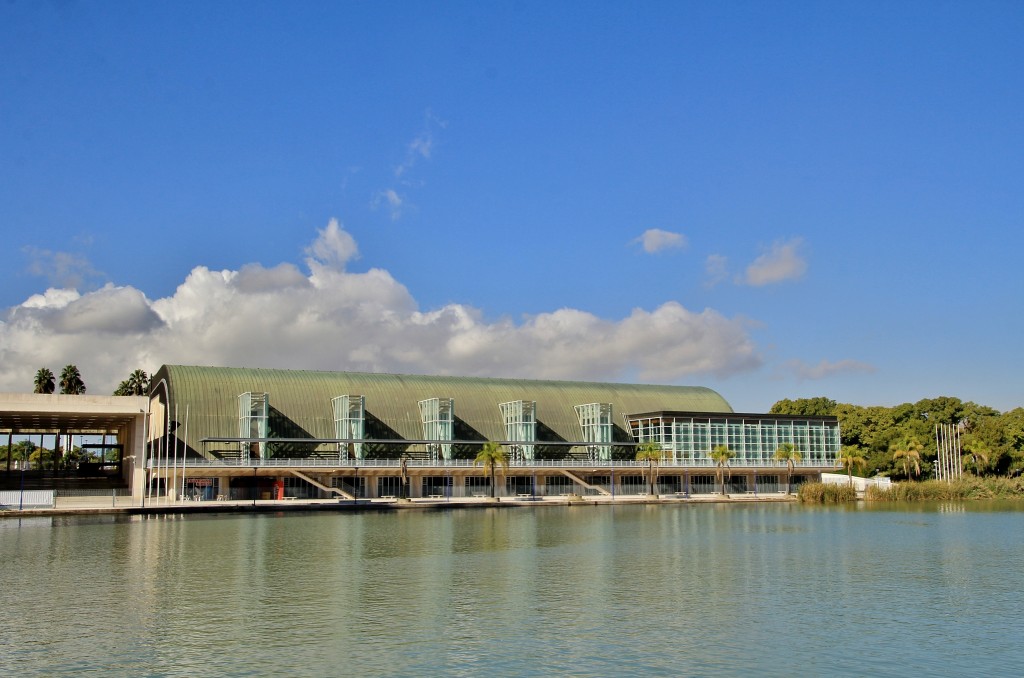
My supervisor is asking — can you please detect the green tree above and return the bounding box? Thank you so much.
[774,442,802,495]
[996,408,1024,475]
[3,440,37,472]
[769,397,837,417]
[891,437,923,479]
[961,434,990,476]
[635,442,664,496]
[474,442,509,499]
[709,444,736,495]
[33,367,55,394]
[56,364,86,471]
[59,364,86,395]
[114,369,150,396]
[839,447,867,485]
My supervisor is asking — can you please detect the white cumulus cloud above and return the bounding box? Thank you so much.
[304,218,359,269]
[634,229,687,254]
[742,238,807,286]
[22,246,104,290]
[0,219,763,394]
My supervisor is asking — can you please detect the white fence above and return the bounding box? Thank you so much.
[0,490,57,509]
[820,473,892,492]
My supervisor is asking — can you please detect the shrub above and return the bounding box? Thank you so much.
[865,477,1024,501]
[798,481,856,503]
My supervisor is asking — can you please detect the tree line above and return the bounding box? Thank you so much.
[32,366,151,396]
[770,396,1024,479]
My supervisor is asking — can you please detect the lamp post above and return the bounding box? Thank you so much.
[18,451,26,511]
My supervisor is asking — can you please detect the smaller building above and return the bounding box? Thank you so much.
[0,393,149,498]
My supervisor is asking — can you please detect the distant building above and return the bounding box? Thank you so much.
[140,365,840,500]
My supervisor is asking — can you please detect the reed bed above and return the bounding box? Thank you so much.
[866,477,1024,501]
[797,482,857,503]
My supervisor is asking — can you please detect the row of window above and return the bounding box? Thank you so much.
[237,392,838,464]
[327,474,808,498]
[628,416,840,463]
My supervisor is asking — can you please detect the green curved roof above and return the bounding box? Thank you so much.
[150,364,733,455]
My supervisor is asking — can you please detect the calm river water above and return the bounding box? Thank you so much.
[2,502,1023,677]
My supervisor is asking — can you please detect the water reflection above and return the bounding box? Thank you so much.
[1,503,1023,676]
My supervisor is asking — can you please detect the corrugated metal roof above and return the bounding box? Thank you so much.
[150,365,733,455]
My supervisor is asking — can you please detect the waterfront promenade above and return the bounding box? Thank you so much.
[1,489,796,518]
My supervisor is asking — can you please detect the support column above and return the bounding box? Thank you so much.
[130,414,148,504]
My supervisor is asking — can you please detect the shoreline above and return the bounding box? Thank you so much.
[1,492,798,519]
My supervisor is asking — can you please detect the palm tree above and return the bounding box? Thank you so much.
[774,442,802,495]
[891,437,922,479]
[59,364,86,395]
[33,367,55,394]
[55,364,86,471]
[839,447,867,486]
[474,442,509,499]
[635,442,664,496]
[399,454,410,500]
[961,435,990,476]
[114,369,150,396]
[709,445,736,495]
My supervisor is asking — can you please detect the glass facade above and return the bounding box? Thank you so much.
[419,397,454,462]
[499,400,537,462]
[238,392,269,459]
[575,403,614,461]
[332,395,365,460]
[626,413,840,468]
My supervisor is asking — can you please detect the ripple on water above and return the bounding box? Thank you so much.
[2,504,1024,676]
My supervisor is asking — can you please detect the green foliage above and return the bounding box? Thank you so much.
[1,440,38,467]
[769,397,837,417]
[961,433,991,475]
[635,442,664,495]
[474,442,509,498]
[59,364,86,395]
[113,369,150,396]
[769,395,1023,480]
[798,482,857,503]
[891,437,923,479]
[709,444,736,495]
[866,477,1024,501]
[33,367,55,394]
[839,447,867,484]
[773,442,801,494]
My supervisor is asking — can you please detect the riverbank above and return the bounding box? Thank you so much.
[799,477,1024,503]
[0,491,798,518]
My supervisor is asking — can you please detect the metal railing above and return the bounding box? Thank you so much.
[149,457,838,470]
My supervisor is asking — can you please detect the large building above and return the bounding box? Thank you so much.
[143,365,840,501]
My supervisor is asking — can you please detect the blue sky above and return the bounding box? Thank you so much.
[1,1,1022,413]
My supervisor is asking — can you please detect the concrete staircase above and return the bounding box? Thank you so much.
[288,470,353,500]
